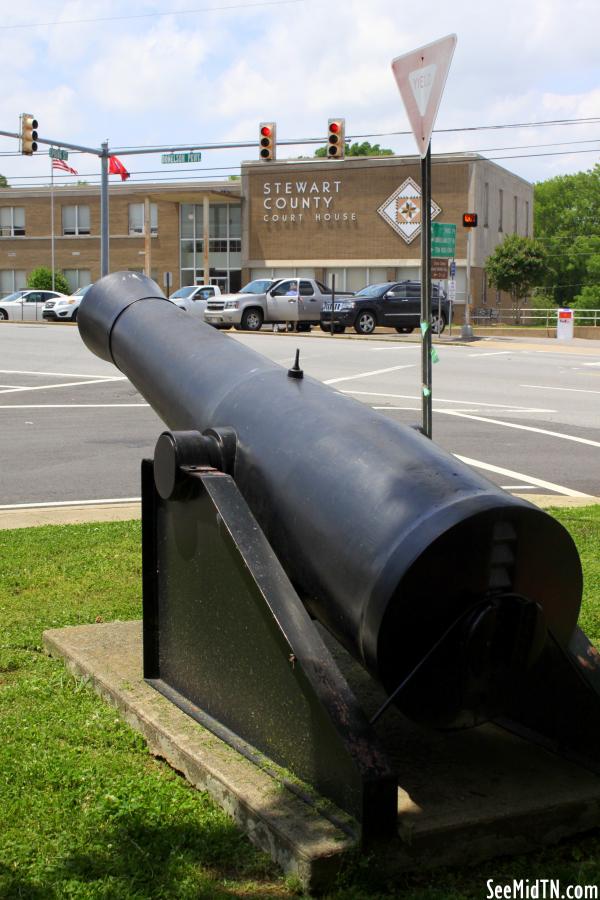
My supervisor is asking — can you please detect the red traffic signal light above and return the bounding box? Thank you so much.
[462,212,478,227]
[259,122,276,161]
[327,118,345,159]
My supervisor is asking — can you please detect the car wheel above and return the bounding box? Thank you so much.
[297,323,311,332]
[241,307,264,331]
[72,308,78,323]
[354,310,376,335]
[431,312,447,335]
[395,326,414,334]
[0,309,8,320]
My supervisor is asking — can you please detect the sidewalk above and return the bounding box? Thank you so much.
[1,494,598,531]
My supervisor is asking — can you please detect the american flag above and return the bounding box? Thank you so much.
[52,158,78,176]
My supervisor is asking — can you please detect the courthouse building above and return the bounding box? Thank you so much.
[0,153,532,310]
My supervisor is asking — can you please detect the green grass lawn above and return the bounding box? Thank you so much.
[1,509,599,899]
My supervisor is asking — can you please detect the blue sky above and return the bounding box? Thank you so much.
[1,0,599,187]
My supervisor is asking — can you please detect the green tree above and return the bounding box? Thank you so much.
[573,285,600,325]
[314,141,394,158]
[534,164,600,305]
[27,267,71,294]
[485,234,548,323]
[0,174,8,188]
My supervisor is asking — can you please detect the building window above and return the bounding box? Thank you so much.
[180,201,241,291]
[0,207,25,237]
[483,183,489,228]
[128,203,158,235]
[513,195,518,233]
[62,205,90,236]
[0,269,26,296]
[498,190,503,232]
[62,269,91,293]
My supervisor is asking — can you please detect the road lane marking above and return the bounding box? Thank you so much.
[468,351,513,357]
[0,498,140,510]
[522,383,600,395]
[441,411,600,448]
[0,378,128,395]
[0,369,123,379]
[343,389,553,412]
[454,454,591,498]
[0,403,149,409]
[500,485,536,490]
[583,362,600,367]
[369,346,420,351]
[325,364,415,384]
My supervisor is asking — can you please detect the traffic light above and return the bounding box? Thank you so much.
[327,119,345,159]
[20,113,38,155]
[462,212,478,227]
[259,122,276,161]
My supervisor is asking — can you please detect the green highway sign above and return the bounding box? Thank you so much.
[49,147,68,161]
[431,221,456,258]
[161,152,202,164]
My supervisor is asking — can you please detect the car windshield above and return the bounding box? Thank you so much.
[2,291,25,303]
[354,284,389,298]
[73,285,92,297]
[170,287,196,299]
[240,280,273,294]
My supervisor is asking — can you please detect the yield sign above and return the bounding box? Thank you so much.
[391,33,457,158]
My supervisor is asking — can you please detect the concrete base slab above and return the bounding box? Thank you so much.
[44,620,600,892]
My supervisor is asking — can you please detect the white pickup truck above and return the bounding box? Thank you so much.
[204,278,351,331]
[168,284,222,319]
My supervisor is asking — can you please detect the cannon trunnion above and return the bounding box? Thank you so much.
[79,273,600,840]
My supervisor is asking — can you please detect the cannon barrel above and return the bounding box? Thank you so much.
[79,273,583,728]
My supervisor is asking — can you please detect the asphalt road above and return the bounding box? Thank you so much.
[1,321,599,506]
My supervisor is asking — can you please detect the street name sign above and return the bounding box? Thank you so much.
[431,222,456,258]
[391,34,457,157]
[161,152,202,164]
[49,147,68,161]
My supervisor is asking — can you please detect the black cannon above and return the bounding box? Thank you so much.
[79,272,600,839]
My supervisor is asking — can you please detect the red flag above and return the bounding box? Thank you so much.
[108,156,130,181]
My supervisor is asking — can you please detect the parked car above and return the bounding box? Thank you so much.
[168,284,223,320]
[0,289,67,322]
[43,284,92,322]
[205,278,352,332]
[320,281,450,335]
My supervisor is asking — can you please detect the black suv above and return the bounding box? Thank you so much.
[320,281,449,335]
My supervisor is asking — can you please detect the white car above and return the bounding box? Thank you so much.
[168,285,222,319]
[43,284,93,323]
[0,289,67,322]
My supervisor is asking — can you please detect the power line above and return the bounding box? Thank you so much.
[2,141,600,185]
[0,0,303,30]
[1,116,599,164]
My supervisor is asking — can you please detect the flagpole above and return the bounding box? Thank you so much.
[50,155,55,291]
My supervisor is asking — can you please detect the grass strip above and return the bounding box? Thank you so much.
[0,510,599,899]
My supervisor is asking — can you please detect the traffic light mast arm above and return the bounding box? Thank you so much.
[0,128,100,155]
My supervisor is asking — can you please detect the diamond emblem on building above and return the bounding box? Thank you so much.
[377,177,441,244]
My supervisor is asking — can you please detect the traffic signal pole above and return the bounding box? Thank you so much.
[100,142,109,277]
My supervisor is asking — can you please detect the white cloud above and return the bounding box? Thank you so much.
[0,0,598,185]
